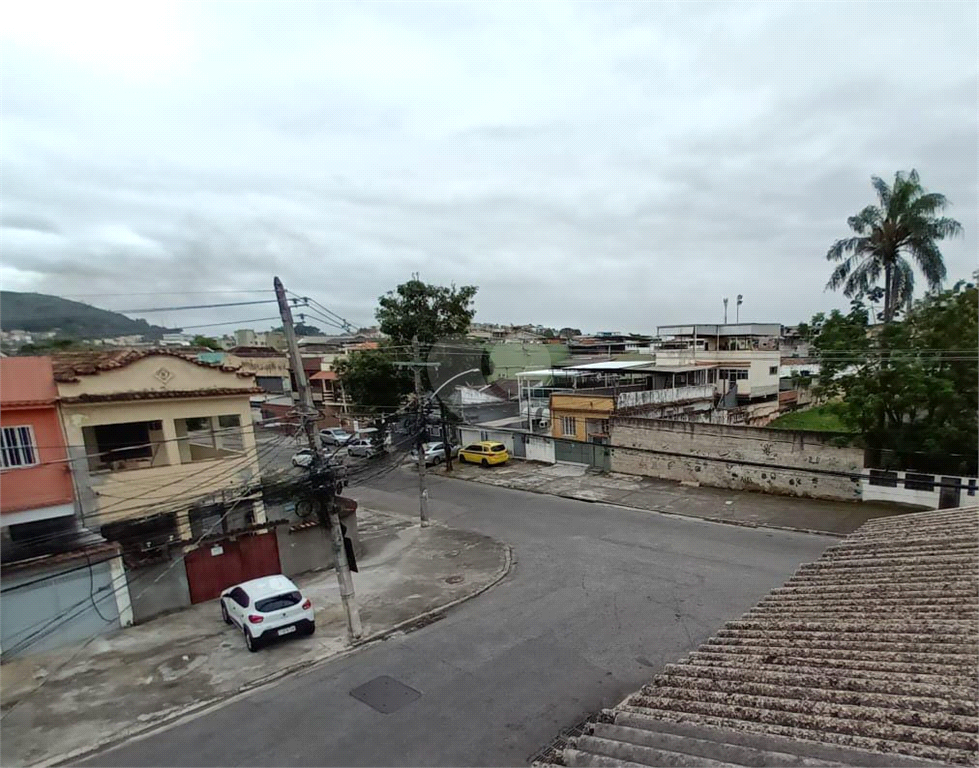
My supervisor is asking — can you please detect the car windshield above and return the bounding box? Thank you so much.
[255,591,302,613]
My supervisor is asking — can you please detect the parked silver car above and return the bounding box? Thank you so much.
[347,438,383,458]
[410,441,459,466]
[320,428,353,446]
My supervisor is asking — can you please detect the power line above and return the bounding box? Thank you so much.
[177,316,282,331]
[118,299,282,314]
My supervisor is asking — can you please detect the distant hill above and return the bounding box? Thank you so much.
[0,292,175,340]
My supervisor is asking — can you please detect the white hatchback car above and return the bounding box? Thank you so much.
[220,575,315,651]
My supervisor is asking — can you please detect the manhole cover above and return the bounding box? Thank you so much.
[350,675,422,714]
[445,574,465,584]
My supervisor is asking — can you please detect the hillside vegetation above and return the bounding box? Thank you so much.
[0,291,174,340]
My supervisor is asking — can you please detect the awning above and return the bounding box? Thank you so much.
[310,370,338,381]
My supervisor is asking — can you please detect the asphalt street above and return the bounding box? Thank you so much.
[84,467,832,767]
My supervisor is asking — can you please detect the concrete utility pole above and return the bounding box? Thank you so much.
[274,277,362,640]
[393,336,441,527]
[411,336,431,527]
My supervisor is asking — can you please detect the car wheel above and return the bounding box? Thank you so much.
[481,458,489,467]
[433,456,442,465]
[304,622,316,637]
[245,628,261,652]
[221,600,231,625]
[459,454,466,463]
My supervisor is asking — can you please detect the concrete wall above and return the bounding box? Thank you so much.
[276,509,361,577]
[610,417,864,501]
[525,434,556,464]
[127,559,192,623]
[1,554,124,657]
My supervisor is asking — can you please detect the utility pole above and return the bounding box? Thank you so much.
[439,399,453,473]
[394,336,440,527]
[274,277,362,640]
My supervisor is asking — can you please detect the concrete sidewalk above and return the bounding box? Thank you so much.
[0,509,510,768]
[442,461,915,535]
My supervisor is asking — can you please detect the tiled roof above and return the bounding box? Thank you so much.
[310,370,338,381]
[228,346,285,358]
[540,507,979,767]
[52,349,251,382]
[60,387,263,404]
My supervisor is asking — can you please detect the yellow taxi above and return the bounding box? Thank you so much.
[458,440,509,466]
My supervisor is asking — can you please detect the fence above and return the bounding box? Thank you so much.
[862,469,978,510]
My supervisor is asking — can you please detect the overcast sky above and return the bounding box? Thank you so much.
[2,0,976,335]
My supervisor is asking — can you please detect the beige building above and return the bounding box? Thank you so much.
[54,350,266,549]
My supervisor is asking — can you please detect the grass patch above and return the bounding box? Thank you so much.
[767,404,854,433]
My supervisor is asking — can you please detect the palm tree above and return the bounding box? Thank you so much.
[826,170,962,322]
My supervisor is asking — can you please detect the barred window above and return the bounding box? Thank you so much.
[1,425,38,469]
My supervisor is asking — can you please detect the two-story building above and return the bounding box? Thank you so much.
[1,357,134,657]
[655,323,783,425]
[52,349,266,554]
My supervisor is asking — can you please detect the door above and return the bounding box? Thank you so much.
[939,477,961,509]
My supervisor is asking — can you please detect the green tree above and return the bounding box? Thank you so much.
[192,335,222,350]
[826,170,962,323]
[376,278,477,345]
[336,278,490,416]
[333,348,411,414]
[811,281,978,474]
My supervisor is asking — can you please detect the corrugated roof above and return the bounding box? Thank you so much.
[540,507,979,767]
[564,361,652,372]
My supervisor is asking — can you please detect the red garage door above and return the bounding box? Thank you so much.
[184,531,281,604]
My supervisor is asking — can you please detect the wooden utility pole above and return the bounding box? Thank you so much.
[274,277,362,639]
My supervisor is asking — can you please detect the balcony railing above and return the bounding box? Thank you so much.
[616,384,715,409]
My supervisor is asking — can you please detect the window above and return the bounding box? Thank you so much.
[230,587,250,607]
[84,421,160,471]
[769,366,778,375]
[1,425,38,469]
[904,473,935,492]
[176,415,243,463]
[868,469,898,488]
[464,444,482,453]
[490,443,506,452]
[562,416,577,436]
[256,591,302,613]
[718,368,749,381]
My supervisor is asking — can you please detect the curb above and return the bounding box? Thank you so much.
[39,535,514,768]
[443,470,848,539]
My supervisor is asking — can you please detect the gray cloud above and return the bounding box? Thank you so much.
[1,0,976,334]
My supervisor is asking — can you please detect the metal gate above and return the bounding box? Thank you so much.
[554,439,611,472]
[184,530,281,604]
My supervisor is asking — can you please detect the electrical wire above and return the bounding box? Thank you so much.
[2,434,295,551]
[118,299,280,314]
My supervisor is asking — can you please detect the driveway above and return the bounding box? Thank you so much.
[79,471,832,767]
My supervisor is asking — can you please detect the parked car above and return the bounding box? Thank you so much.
[220,575,314,652]
[320,428,353,446]
[410,441,459,466]
[347,438,383,458]
[292,448,314,467]
[458,441,509,466]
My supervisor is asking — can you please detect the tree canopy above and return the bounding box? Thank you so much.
[825,170,962,323]
[335,278,490,417]
[810,281,977,475]
[376,278,477,346]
